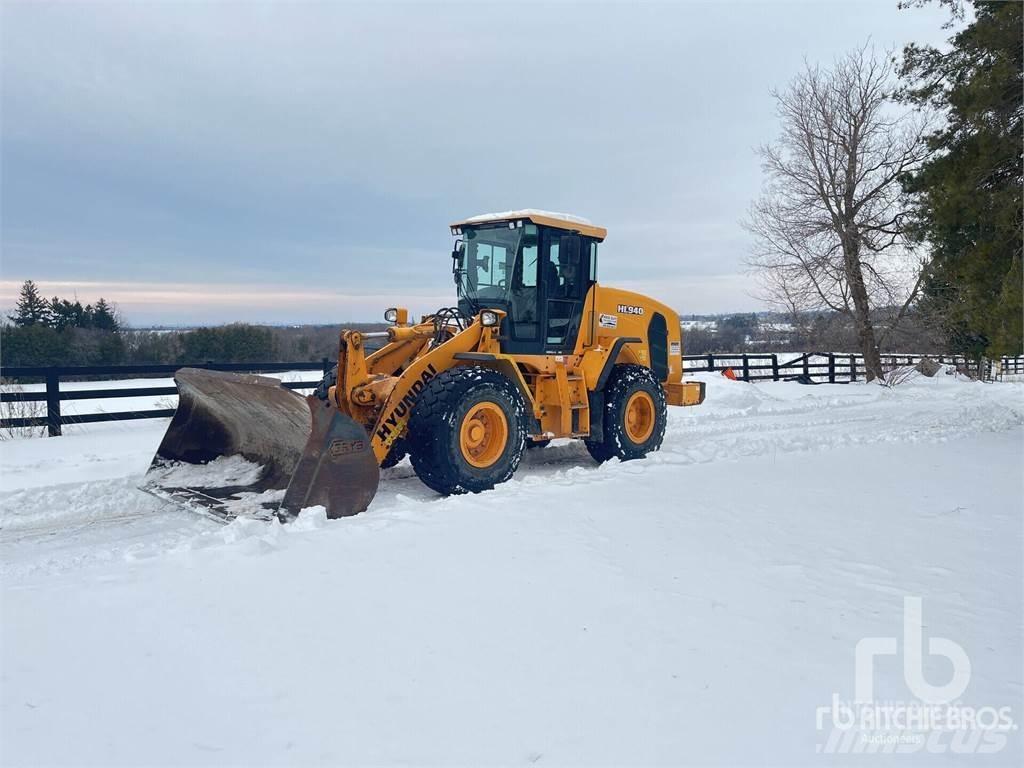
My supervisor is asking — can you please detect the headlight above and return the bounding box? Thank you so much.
[384,308,398,323]
[480,310,499,327]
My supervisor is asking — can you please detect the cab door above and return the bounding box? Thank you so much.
[499,225,543,355]
[542,230,588,353]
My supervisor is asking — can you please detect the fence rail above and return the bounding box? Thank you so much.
[2,353,1022,437]
[683,352,1024,383]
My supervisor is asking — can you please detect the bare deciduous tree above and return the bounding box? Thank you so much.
[746,47,930,381]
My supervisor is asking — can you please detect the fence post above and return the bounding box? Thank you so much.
[771,354,779,381]
[741,354,750,381]
[828,353,835,383]
[850,354,857,382]
[706,353,715,372]
[45,371,61,437]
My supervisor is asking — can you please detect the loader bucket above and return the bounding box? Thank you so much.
[280,395,381,518]
[141,368,379,522]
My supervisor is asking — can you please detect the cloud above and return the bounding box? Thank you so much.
[0,279,452,325]
[0,271,761,326]
[1,1,952,322]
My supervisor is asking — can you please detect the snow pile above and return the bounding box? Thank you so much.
[462,209,594,226]
[1,375,1022,765]
[145,455,264,488]
[214,487,286,520]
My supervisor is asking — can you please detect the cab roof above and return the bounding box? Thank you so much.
[450,209,607,241]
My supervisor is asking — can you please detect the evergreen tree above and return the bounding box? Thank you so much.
[49,297,88,330]
[92,298,119,332]
[9,280,52,327]
[899,0,1023,357]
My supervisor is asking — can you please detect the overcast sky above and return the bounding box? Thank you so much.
[1,1,951,325]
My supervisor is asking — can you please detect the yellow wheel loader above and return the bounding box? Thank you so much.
[142,211,705,521]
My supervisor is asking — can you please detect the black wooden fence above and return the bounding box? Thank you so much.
[2,353,1022,437]
[682,352,1024,383]
[1,360,332,436]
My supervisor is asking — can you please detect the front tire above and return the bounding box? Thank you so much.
[380,435,407,469]
[585,364,667,463]
[319,364,406,468]
[407,366,526,495]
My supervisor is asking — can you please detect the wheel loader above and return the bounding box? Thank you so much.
[141,210,706,521]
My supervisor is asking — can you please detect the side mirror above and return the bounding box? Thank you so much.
[451,240,464,281]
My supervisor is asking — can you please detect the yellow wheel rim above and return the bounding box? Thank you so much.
[624,391,655,444]
[459,402,509,468]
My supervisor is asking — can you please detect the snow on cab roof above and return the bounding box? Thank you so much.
[450,209,607,241]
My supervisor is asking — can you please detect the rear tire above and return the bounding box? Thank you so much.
[585,364,667,463]
[407,366,527,495]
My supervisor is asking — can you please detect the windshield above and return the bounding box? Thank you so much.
[458,225,528,307]
[455,223,542,340]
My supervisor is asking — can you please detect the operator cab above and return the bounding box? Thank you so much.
[450,210,605,355]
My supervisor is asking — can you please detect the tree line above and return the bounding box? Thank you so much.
[681,310,947,356]
[1,279,386,369]
[747,0,1021,381]
[3,280,127,367]
[7,279,121,332]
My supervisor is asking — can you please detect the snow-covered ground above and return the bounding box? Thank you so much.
[1,372,1022,765]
